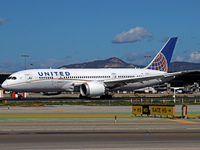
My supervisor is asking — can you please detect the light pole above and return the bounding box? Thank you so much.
[30,63,33,69]
[144,56,151,65]
[173,87,179,103]
[21,55,29,70]
[172,63,174,72]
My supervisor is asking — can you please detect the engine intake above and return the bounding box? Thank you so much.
[80,82,105,97]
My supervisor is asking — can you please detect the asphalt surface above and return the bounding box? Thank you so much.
[3,93,200,101]
[0,131,200,150]
[0,104,200,149]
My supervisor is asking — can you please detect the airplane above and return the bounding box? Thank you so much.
[1,37,180,99]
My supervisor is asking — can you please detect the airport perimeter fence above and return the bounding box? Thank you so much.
[128,97,200,105]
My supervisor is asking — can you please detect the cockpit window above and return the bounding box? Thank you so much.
[7,76,17,80]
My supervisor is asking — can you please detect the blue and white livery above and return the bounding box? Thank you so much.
[146,37,177,72]
[2,37,180,98]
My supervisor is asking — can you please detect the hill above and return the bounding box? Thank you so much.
[168,61,200,72]
[60,57,143,68]
[60,57,200,72]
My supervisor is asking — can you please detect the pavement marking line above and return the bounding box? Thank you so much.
[1,113,199,120]
[32,149,200,150]
[1,133,200,138]
[0,122,179,125]
[52,110,72,113]
[170,120,199,124]
[0,113,134,119]
[153,133,200,136]
[0,133,146,138]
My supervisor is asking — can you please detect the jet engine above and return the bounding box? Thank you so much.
[80,82,105,97]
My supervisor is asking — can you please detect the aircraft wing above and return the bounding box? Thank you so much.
[165,70,200,77]
[103,71,190,88]
[74,70,197,89]
[179,70,200,74]
[104,74,167,88]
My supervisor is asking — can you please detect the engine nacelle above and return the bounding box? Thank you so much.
[80,82,105,97]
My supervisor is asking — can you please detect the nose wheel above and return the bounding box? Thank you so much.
[17,94,23,99]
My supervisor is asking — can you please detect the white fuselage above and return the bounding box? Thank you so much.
[1,37,179,97]
[2,68,172,94]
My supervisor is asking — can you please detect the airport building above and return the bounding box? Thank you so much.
[153,71,200,93]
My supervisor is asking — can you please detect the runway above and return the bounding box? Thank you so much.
[0,105,200,149]
[0,131,200,149]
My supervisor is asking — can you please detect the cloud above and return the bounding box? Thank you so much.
[183,49,190,54]
[0,18,8,26]
[112,27,153,43]
[122,52,138,62]
[121,51,156,66]
[175,56,185,62]
[31,59,68,69]
[0,60,23,72]
[160,36,170,43]
[0,58,71,72]
[171,51,200,63]
[189,51,200,62]
[65,55,72,59]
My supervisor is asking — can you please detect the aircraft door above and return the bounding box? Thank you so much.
[56,73,64,88]
[25,74,33,83]
[111,73,117,79]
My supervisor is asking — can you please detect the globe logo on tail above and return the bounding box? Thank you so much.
[147,53,168,72]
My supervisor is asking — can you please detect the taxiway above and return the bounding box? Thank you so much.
[0,105,200,149]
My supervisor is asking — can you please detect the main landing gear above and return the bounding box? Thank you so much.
[100,94,112,99]
[79,94,91,99]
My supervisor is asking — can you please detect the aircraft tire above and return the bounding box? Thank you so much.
[79,94,91,99]
[100,95,112,99]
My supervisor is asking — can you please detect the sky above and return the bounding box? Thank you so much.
[0,0,200,72]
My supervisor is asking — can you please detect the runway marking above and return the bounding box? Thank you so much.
[0,113,134,119]
[0,133,145,138]
[52,110,72,113]
[170,120,199,124]
[153,133,200,136]
[0,113,200,120]
[0,122,179,125]
[1,133,200,138]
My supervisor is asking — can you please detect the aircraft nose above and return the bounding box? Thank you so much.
[1,80,8,89]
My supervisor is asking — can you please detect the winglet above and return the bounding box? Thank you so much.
[146,37,178,72]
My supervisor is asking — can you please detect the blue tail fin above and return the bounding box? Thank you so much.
[146,37,178,72]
